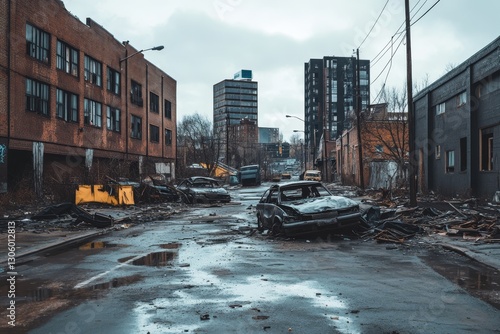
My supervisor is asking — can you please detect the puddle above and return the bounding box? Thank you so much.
[421,251,500,309]
[159,242,181,250]
[119,251,177,266]
[79,241,122,250]
[90,275,143,290]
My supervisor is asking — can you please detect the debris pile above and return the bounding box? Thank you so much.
[359,199,500,244]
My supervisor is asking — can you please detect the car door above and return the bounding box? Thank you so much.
[257,188,280,228]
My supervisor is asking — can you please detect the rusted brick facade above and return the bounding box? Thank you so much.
[0,0,176,193]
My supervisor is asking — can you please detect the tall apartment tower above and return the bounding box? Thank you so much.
[213,70,258,165]
[304,56,370,168]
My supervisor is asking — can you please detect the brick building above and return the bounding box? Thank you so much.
[0,0,176,196]
[336,104,408,189]
[414,36,500,199]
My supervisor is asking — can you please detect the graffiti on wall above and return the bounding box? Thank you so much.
[0,144,6,163]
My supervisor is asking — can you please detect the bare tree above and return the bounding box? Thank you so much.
[361,85,409,188]
[177,113,222,177]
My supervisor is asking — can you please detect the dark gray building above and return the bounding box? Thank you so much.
[414,36,500,199]
[304,56,370,170]
[213,70,258,164]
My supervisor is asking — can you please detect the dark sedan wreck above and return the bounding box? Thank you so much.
[176,176,231,204]
[256,181,361,236]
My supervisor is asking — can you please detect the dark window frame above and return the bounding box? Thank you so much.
[107,67,121,95]
[165,129,172,145]
[26,78,50,117]
[56,88,78,122]
[150,124,160,143]
[150,92,159,113]
[56,40,79,77]
[84,55,102,87]
[164,99,172,118]
[106,106,121,133]
[26,23,50,64]
[131,80,143,106]
[131,115,142,139]
[84,98,102,128]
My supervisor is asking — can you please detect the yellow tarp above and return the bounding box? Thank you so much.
[75,185,135,206]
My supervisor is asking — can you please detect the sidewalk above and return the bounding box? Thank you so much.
[422,233,500,270]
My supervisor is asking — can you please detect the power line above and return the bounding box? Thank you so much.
[411,0,441,26]
[358,0,390,49]
[370,0,440,103]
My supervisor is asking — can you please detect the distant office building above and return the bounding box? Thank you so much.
[213,70,258,165]
[258,127,280,144]
[304,56,370,178]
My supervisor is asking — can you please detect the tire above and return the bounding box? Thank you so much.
[270,219,284,236]
[257,214,265,232]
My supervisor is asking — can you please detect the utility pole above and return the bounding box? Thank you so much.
[355,49,365,189]
[405,0,417,206]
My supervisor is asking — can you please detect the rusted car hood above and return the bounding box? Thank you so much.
[282,196,358,214]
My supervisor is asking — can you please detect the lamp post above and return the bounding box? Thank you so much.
[288,114,306,168]
[120,44,164,163]
[293,130,306,172]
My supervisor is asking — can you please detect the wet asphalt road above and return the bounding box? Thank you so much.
[3,183,500,333]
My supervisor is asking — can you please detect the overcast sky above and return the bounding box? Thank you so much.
[62,0,500,141]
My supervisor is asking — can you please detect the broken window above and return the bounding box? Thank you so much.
[106,106,120,132]
[164,99,172,119]
[56,89,78,122]
[150,92,159,113]
[56,40,78,76]
[460,137,467,172]
[435,145,441,159]
[84,55,102,86]
[107,67,120,95]
[165,129,172,145]
[26,23,50,64]
[131,115,142,139]
[84,98,102,127]
[131,80,143,106]
[375,144,383,153]
[446,150,455,173]
[457,92,466,107]
[480,128,494,171]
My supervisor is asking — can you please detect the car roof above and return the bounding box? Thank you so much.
[187,176,220,182]
[271,180,322,189]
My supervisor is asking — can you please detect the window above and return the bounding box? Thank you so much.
[436,102,445,115]
[106,106,121,132]
[150,92,159,113]
[165,129,172,145]
[435,145,441,159]
[150,125,159,143]
[446,150,455,173]
[26,78,49,116]
[56,89,78,122]
[457,92,466,107]
[84,98,102,127]
[107,67,120,95]
[131,115,142,139]
[84,55,102,86]
[164,99,172,118]
[375,144,383,153]
[26,23,50,64]
[56,40,78,76]
[460,137,467,172]
[481,128,494,171]
[131,80,143,106]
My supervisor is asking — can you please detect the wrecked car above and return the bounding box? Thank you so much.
[176,176,231,204]
[256,181,361,236]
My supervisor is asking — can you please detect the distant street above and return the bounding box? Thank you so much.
[2,183,500,334]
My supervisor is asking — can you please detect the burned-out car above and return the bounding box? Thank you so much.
[176,176,231,204]
[256,181,361,236]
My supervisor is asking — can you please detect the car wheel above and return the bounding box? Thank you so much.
[257,214,265,232]
[270,219,284,236]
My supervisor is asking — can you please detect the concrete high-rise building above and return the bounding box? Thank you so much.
[213,70,258,165]
[304,56,370,175]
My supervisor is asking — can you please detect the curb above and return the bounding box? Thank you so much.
[437,242,500,271]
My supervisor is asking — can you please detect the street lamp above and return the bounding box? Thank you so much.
[286,114,304,122]
[120,45,164,63]
[120,44,164,161]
